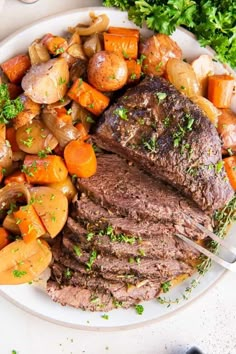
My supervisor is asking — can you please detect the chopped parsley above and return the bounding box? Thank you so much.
[163,117,170,128]
[114,107,129,121]
[58,77,66,85]
[64,268,72,279]
[86,250,97,271]
[161,281,171,293]
[55,47,65,55]
[155,92,167,103]
[21,136,34,148]
[130,72,137,80]
[143,136,158,153]
[172,113,194,148]
[12,270,27,278]
[215,160,224,174]
[73,245,82,257]
[86,232,95,241]
[101,314,109,320]
[86,116,95,124]
[135,304,144,315]
[38,147,52,158]
[137,54,146,65]
[0,83,24,124]
[99,225,136,244]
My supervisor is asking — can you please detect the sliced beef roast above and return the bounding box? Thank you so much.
[95,76,234,211]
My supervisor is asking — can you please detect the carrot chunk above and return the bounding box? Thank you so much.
[68,79,110,116]
[23,155,68,184]
[13,205,46,243]
[207,74,234,108]
[0,228,10,250]
[74,122,89,141]
[64,140,97,178]
[104,33,138,59]
[126,59,141,83]
[1,54,31,83]
[108,27,140,39]
[6,127,20,152]
[223,156,236,190]
[4,170,26,185]
[55,107,72,124]
[45,36,68,55]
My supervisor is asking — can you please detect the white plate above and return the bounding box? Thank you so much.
[0,7,235,330]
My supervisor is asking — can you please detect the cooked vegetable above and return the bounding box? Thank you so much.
[1,54,31,83]
[28,40,50,65]
[191,54,214,96]
[83,34,102,58]
[30,186,68,238]
[22,58,69,104]
[126,59,141,83]
[3,214,20,234]
[13,204,46,243]
[140,34,182,76]
[44,35,68,55]
[103,0,236,68]
[190,96,219,127]
[0,124,13,169]
[207,74,234,108]
[64,140,97,178]
[68,79,110,116]
[87,51,128,92]
[55,107,72,125]
[16,120,58,154]
[0,167,3,183]
[71,101,92,133]
[74,122,89,141]
[0,227,10,250]
[7,83,22,99]
[166,58,200,97]
[0,238,52,285]
[42,108,81,148]
[4,170,26,185]
[104,33,138,59]
[6,127,20,152]
[23,155,68,184]
[0,182,31,212]
[217,109,236,153]
[69,13,109,36]
[67,43,87,59]
[13,94,40,129]
[0,83,24,125]
[108,26,139,38]
[223,156,236,190]
[48,176,77,202]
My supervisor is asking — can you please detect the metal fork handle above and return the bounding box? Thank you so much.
[176,233,236,272]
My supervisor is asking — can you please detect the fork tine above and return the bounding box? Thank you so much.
[184,215,236,255]
[176,233,236,272]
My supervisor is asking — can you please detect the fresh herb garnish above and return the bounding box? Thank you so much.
[0,83,24,124]
[155,92,167,103]
[172,113,194,148]
[73,245,82,257]
[12,270,27,278]
[86,116,95,124]
[143,135,158,153]
[114,107,129,121]
[86,250,97,271]
[135,304,144,315]
[161,281,171,293]
[64,268,72,279]
[101,314,109,320]
[99,225,136,244]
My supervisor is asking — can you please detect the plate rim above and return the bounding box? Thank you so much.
[0,6,228,331]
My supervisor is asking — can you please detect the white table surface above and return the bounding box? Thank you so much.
[0,1,236,353]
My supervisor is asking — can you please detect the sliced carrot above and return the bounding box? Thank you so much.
[208,75,234,108]
[104,33,138,59]
[6,127,20,152]
[7,83,22,99]
[1,54,31,84]
[45,36,68,55]
[4,170,26,185]
[13,205,46,243]
[23,155,68,184]
[223,156,236,190]
[0,228,10,250]
[64,140,97,178]
[74,122,89,141]
[55,107,72,124]
[108,27,140,39]
[126,59,141,83]
[68,79,110,116]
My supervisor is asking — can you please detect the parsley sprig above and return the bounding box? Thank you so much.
[0,84,24,124]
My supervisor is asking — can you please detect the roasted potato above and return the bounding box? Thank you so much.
[30,186,68,238]
[22,58,69,104]
[48,176,77,202]
[87,51,128,91]
[217,109,236,154]
[140,34,182,76]
[16,119,58,154]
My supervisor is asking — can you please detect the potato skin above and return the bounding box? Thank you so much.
[22,58,69,104]
[140,34,182,76]
[87,51,128,91]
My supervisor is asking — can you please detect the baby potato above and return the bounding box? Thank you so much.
[48,175,77,202]
[30,186,68,238]
[140,34,182,76]
[87,51,128,92]
[22,58,69,104]
[16,120,58,154]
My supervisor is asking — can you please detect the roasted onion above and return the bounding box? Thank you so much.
[83,34,102,58]
[28,40,50,65]
[0,182,31,212]
[42,108,81,148]
[69,13,109,36]
[0,124,12,169]
[71,101,92,132]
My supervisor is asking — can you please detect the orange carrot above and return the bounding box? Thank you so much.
[23,155,68,184]
[45,36,68,55]
[55,107,72,124]
[7,83,22,99]
[4,170,26,185]
[0,228,10,250]
[208,75,235,108]
[13,205,46,243]
[126,59,141,83]
[74,122,89,141]
[1,54,31,84]
[68,79,110,116]
[104,33,138,59]
[64,140,97,178]
[223,156,236,190]
[108,27,140,39]
[6,127,20,152]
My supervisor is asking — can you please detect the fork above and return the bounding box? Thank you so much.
[176,215,236,271]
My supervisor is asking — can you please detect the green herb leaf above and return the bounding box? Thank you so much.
[135,304,144,315]
[73,245,82,257]
[161,281,171,293]
[114,107,129,121]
